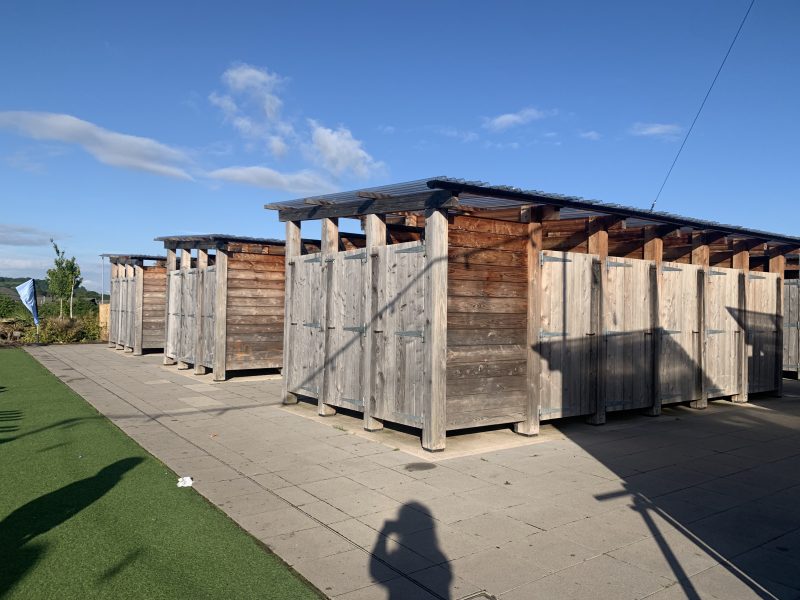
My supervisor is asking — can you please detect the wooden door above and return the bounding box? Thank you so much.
[371,241,427,427]
[288,253,324,397]
[109,278,119,344]
[785,280,800,372]
[199,267,216,368]
[537,250,597,419]
[179,269,198,364]
[747,272,780,392]
[704,267,740,398]
[166,270,182,359]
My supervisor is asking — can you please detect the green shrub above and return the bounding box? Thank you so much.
[20,315,101,344]
[0,295,21,318]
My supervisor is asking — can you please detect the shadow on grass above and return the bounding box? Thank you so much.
[0,416,99,446]
[0,457,143,597]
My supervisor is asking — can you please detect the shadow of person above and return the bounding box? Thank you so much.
[0,457,143,597]
[369,502,452,600]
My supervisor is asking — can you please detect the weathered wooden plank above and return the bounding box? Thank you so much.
[448,263,527,283]
[133,265,145,355]
[319,217,339,416]
[277,190,458,221]
[447,328,526,346]
[447,313,525,330]
[447,296,526,313]
[448,279,526,298]
[364,213,386,431]
[448,247,526,267]
[213,252,228,381]
[423,209,448,451]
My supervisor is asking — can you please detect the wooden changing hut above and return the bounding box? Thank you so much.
[104,254,166,354]
[155,235,301,381]
[268,177,799,451]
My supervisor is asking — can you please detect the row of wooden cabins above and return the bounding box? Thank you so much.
[106,177,800,451]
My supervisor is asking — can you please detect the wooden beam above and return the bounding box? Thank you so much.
[363,214,386,431]
[690,231,710,266]
[422,208,448,451]
[176,250,191,369]
[770,254,785,397]
[587,218,608,426]
[515,206,558,436]
[212,251,228,381]
[163,248,177,365]
[194,249,209,375]
[282,221,301,405]
[133,264,144,356]
[319,217,338,416]
[276,191,458,222]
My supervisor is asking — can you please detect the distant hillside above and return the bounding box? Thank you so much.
[0,277,100,301]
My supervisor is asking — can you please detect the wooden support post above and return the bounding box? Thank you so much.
[282,221,301,404]
[319,217,339,416]
[194,249,209,375]
[176,250,191,369]
[423,208,448,451]
[364,214,386,431]
[115,262,126,350]
[643,227,664,416]
[587,219,608,425]
[515,206,557,436]
[769,254,786,397]
[108,263,118,348]
[732,243,750,403]
[212,251,228,381]
[691,232,709,409]
[133,264,144,356]
[123,265,135,352]
[163,249,177,365]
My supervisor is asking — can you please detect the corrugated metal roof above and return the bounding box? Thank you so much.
[267,176,800,246]
[101,253,165,261]
[153,234,285,245]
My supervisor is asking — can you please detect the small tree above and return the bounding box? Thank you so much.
[46,240,82,319]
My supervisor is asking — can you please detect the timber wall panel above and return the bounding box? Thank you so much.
[225,252,285,369]
[141,267,166,349]
[747,272,780,392]
[445,216,528,430]
[785,280,800,373]
[704,267,740,398]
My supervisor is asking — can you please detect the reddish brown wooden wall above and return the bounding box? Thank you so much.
[142,266,166,349]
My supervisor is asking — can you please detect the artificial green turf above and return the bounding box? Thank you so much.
[0,348,320,600]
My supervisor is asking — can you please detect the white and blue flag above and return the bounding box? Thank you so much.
[15,279,39,325]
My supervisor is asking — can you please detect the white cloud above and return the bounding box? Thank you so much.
[484,107,556,132]
[378,125,396,134]
[0,224,60,247]
[579,130,601,141]
[0,257,51,271]
[484,141,521,150]
[268,136,288,158]
[0,111,192,179]
[210,64,295,157]
[435,127,479,143]
[208,166,336,194]
[308,120,384,178]
[630,122,683,140]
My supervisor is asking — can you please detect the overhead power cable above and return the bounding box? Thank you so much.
[650,0,756,212]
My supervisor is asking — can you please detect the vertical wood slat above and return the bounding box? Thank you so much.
[133,264,145,355]
[364,214,386,431]
[194,249,209,375]
[163,249,177,365]
[643,227,663,416]
[732,244,750,402]
[283,221,301,404]
[176,250,191,369]
[770,254,786,396]
[423,208,448,451]
[690,235,710,409]
[109,263,118,348]
[212,251,228,381]
[319,217,339,416]
[586,220,608,425]
[124,265,135,352]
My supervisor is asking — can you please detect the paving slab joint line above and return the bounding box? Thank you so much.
[27,345,451,600]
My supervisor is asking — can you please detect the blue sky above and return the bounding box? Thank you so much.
[1,1,798,292]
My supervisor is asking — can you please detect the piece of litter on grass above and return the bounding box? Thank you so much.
[177,476,194,488]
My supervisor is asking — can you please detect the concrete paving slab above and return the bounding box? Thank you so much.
[25,345,800,600]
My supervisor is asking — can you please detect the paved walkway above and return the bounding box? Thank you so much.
[27,345,800,600]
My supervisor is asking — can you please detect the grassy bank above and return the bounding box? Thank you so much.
[0,348,319,599]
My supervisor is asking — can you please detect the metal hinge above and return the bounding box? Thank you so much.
[303,321,321,329]
[748,274,766,280]
[662,265,683,272]
[786,280,800,286]
[395,411,423,424]
[396,245,425,255]
[539,330,566,339]
[539,407,563,416]
[706,329,725,335]
[541,254,571,265]
[304,256,321,264]
[340,397,364,409]
[343,324,367,335]
[786,323,800,329]
[325,257,336,263]
[663,329,682,334]
[344,251,367,262]
[708,270,727,276]
[607,260,631,268]
[396,330,424,340]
